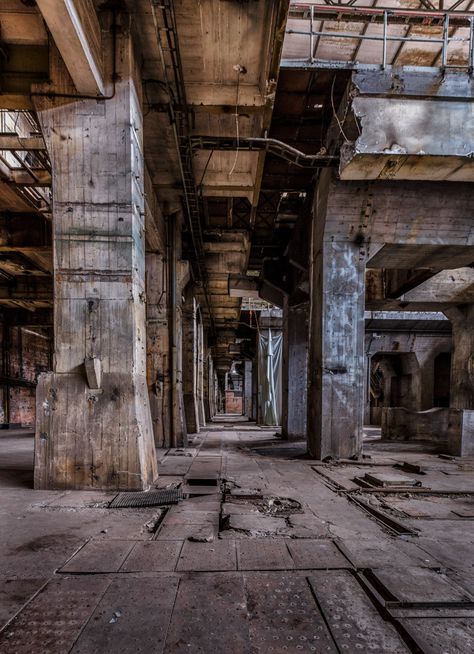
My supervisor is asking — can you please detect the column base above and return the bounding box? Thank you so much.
[35,372,158,490]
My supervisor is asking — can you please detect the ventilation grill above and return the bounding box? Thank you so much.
[108,488,184,508]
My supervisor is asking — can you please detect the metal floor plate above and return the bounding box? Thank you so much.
[108,488,184,508]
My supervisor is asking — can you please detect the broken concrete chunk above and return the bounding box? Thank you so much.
[188,533,214,543]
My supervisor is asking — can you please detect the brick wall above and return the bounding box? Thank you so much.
[1,325,52,426]
[225,390,243,415]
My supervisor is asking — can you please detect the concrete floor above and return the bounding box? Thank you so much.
[1,426,474,653]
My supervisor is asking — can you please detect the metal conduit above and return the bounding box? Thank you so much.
[191,136,338,169]
[149,0,216,341]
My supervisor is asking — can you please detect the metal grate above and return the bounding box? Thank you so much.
[108,488,184,508]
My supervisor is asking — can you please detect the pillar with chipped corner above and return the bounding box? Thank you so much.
[32,17,157,490]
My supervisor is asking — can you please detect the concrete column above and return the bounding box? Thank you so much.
[449,305,474,410]
[146,253,170,448]
[196,317,206,427]
[33,34,157,489]
[283,304,308,440]
[281,298,289,438]
[203,347,211,421]
[251,358,258,422]
[182,291,200,434]
[207,355,217,418]
[307,173,365,459]
[243,360,253,419]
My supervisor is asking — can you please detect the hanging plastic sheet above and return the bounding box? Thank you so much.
[258,329,283,425]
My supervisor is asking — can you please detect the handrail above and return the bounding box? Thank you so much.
[286,6,474,71]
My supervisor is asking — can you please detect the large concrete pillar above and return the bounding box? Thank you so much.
[146,253,170,448]
[243,360,253,419]
[202,348,211,421]
[33,35,157,489]
[196,317,206,428]
[307,172,365,459]
[282,303,308,440]
[449,305,474,410]
[182,291,200,434]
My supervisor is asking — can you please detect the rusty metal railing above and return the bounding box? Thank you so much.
[286,4,474,71]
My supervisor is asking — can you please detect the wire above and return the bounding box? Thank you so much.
[198,150,214,191]
[330,75,350,144]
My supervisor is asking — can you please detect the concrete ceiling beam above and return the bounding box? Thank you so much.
[35,0,105,96]
[401,268,474,304]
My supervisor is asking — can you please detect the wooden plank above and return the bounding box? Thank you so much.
[165,573,251,652]
[70,577,179,654]
[245,572,337,653]
[308,571,408,652]
[59,539,135,574]
[287,540,351,570]
[237,540,294,571]
[120,541,183,573]
[177,539,237,572]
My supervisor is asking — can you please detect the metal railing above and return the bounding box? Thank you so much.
[286,5,474,71]
[0,110,51,215]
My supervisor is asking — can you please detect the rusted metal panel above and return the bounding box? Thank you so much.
[308,571,408,652]
[70,576,179,654]
[59,539,135,574]
[0,575,110,654]
[237,539,294,570]
[287,540,351,570]
[164,573,252,653]
[177,539,237,572]
[245,572,337,653]
[371,567,472,603]
[120,541,183,573]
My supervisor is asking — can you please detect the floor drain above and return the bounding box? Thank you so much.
[108,489,184,508]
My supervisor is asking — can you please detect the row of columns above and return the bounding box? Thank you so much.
[280,170,474,459]
[32,26,218,490]
[31,23,474,487]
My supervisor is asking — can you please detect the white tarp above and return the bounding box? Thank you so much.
[258,329,283,425]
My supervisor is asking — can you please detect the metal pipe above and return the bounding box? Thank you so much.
[287,28,464,46]
[382,10,388,69]
[442,13,450,67]
[168,212,177,449]
[470,17,474,72]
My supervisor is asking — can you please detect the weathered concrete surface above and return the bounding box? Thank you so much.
[33,36,157,489]
[146,253,170,448]
[182,291,200,434]
[382,407,474,457]
[4,426,474,652]
[340,70,474,181]
[448,410,474,457]
[243,360,253,419]
[365,330,452,424]
[282,303,308,440]
[447,305,474,411]
[382,407,450,444]
[308,172,365,459]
